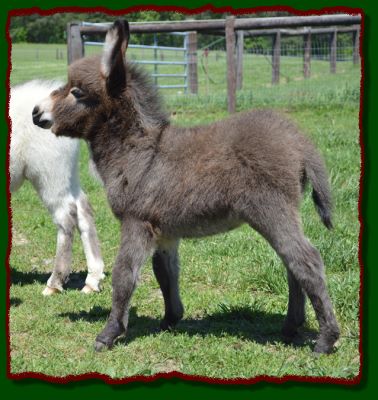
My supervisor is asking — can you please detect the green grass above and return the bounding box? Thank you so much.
[9,42,361,380]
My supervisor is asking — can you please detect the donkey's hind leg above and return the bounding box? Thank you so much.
[283,234,339,353]
[43,201,77,295]
[281,269,306,341]
[152,240,184,331]
[245,203,339,353]
[76,192,105,293]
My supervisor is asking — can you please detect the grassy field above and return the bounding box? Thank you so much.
[9,42,361,380]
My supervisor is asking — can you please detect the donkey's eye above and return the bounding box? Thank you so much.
[70,88,85,99]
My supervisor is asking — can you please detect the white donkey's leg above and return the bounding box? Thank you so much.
[9,134,26,193]
[9,167,25,193]
[76,192,105,293]
[43,200,77,295]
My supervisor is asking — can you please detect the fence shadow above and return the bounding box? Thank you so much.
[59,305,317,350]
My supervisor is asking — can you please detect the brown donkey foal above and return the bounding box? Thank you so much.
[33,20,339,353]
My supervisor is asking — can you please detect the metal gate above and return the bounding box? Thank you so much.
[82,22,190,92]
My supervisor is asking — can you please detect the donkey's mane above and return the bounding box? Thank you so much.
[125,61,170,133]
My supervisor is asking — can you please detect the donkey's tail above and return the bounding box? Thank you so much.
[304,147,333,230]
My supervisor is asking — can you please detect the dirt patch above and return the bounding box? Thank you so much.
[12,229,30,246]
[153,358,182,373]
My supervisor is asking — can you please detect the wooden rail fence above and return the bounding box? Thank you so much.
[67,14,361,113]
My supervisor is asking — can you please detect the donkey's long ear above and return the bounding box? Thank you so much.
[101,20,130,97]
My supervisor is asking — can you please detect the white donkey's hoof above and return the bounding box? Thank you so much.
[81,284,100,294]
[42,286,61,296]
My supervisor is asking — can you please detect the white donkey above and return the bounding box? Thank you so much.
[9,80,105,295]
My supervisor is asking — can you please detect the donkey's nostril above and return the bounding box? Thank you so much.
[32,105,52,128]
[32,105,40,117]
[32,106,42,125]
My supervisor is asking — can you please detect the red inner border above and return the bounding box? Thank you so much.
[5,4,364,386]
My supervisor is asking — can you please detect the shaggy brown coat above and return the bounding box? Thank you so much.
[33,20,339,354]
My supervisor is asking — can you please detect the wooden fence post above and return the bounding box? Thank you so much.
[236,30,244,90]
[226,16,236,113]
[353,28,360,65]
[188,32,198,94]
[272,30,281,84]
[303,29,311,78]
[330,29,337,73]
[67,23,84,65]
[153,34,158,86]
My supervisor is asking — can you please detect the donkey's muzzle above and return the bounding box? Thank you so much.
[32,105,52,129]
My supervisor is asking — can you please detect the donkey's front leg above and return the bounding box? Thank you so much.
[94,218,155,351]
[43,202,76,295]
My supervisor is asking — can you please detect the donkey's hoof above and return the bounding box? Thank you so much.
[314,337,339,354]
[42,286,61,296]
[159,319,173,331]
[281,324,298,343]
[313,344,331,354]
[81,284,99,294]
[313,326,340,354]
[160,318,181,332]
[94,340,110,352]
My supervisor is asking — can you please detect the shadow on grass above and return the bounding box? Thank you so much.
[10,268,109,290]
[11,267,317,349]
[59,305,317,349]
[10,297,22,307]
[10,268,51,286]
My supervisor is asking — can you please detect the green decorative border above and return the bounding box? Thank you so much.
[2,0,376,398]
